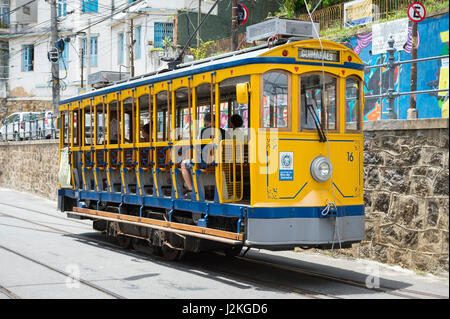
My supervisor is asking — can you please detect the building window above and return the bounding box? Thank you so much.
[135,25,141,59]
[118,33,124,64]
[82,0,98,13]
[82,37,98,67]
[58,0,67,17]
[1,6,10,25]
[154,22,173,48]
[22,45,34,72]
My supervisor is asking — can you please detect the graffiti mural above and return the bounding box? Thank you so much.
[347,13,449,119]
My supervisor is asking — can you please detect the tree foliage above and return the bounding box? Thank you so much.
[276,0,347,16]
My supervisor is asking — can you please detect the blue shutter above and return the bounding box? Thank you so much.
[91,37,98,67]
[136,26,141,59]
[22,46,27,71]
[82,0,98,13]
[119,33,124,64]
[58,0,67,17]
[22,45,33,71]
[59,42,69,69]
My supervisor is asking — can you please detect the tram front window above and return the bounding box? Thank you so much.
[262,71,290,129]
[345,77,361,132]
[300,73,337,132]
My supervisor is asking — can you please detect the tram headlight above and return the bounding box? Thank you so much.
[310,156,333,182]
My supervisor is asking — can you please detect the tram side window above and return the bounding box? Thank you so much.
[300,73,337,131]
[174,87,192,141]
[63,113,70,146]
[345,77,361,132]
[84,107,94,145]
[121,97,138,144]
[219,75,250,140]
[108,100,120,144]
[156,91,169,142]
[96,103,105,145]
[262,71,289,129]
[195,83,214,138]
[139,94,152,143]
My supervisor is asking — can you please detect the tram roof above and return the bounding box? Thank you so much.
[59,39,362,106]
[59,43,274,105]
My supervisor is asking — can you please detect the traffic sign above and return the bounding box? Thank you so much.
[407,2,426,23]
[47,47,59,63]
[237,3,249,26]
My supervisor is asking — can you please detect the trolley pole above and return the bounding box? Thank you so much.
[50,0,60,113]
[231,0,238,51]
[197,0,201,48]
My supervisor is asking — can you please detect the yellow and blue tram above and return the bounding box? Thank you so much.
[57,39,365,259]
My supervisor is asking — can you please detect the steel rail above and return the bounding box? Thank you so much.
[0,283,21,299]
[2,203,447,299]
[238,254,448,299]
[0,243,126,299]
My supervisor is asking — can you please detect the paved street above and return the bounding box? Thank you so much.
[0,188,448,301]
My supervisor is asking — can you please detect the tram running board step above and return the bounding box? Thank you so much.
[70,207,243,245]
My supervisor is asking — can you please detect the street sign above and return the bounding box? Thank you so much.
[237,3,249,26]
[48,47,59,63]
[407,2,426,23]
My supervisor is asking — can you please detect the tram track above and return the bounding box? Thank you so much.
[0,208,333,299]
[0,283,20,299]
[237,255,448,299]
[0,243,126,299]
[0,203,447,299]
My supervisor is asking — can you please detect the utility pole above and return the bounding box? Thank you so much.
[408,21,418,119]
[80,40,84,89]
[87,19,91,91]
[197,0,201,47]
[231,0,238,51]
[130,18,135,77]
[50,0,59,113]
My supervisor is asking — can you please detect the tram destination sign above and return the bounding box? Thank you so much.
[298,48,340,62]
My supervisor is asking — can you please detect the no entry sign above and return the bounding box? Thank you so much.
[407,2,426,23]
[237,3,249,26]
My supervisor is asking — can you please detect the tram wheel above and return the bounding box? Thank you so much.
[161,245,182,261]
[117,235,132,249]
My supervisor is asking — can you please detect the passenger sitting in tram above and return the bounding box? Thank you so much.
[142,123,150,142]
[181,113,225,199]
[229,114,247,142]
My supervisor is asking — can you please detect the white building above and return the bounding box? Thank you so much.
[4,0,216,102]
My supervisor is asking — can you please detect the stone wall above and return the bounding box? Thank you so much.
[347,118,449,275]
[0,140,59,201]
[0,119,448,274]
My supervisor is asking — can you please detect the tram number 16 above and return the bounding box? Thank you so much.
[347,152,354,162]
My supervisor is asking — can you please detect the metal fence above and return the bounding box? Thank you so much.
[0,111,59,142]
[364,37,449,119]
[299,0,448,31]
